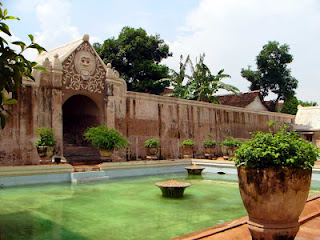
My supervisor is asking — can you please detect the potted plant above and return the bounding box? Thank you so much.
[35,127,57,164]
[220,136,241,158]
[83,125,128,158]
[202,135,216,159]
[234,125,319,239]
[180,139,195,158]
[144,138,160,160]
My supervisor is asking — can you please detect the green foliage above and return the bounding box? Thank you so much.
[159,55,195,99]
[0,4,46,129]
[202,140,216,147]
[35,127,57,147]
[241,41,297,112]
[94,26,171,94]
[190,54,239,103]
[280,97,318,115]
[234,125,319,169]
[163,54,239,102]
[298,100,318,107]
[220,136,242,147]
[280,96,299,115]
[180,139,195,146]
[83,125,128,150]
[144,138,160,148]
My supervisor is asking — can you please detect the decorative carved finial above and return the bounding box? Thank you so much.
[42,57,51,69]
[52,54,63,71]
[106,63,120,79]
[83,33,89,42]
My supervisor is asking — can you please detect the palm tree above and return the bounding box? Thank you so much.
[189,53,239,103]
[158,55,196,99]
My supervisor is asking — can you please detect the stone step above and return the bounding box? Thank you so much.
[74,176,110,183]
[71,171,109,183]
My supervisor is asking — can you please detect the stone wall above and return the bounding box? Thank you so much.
[116,92,295,160]
[0,86,56,165]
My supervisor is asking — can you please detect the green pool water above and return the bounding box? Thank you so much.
[0,172,319,240]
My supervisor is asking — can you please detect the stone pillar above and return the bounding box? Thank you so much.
[51,54,64,156]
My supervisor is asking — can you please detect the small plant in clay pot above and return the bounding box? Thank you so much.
[35,127,57,164]
[234,124,319,240]
[220,136,241,159]
[144,138,160,160]
[180,139,195,159]
[83,125,128,158]
[202,134,216,159]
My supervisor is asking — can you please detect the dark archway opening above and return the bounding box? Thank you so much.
[63,95,102,164]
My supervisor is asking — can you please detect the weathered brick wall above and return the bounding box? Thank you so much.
[116,92,295,160]
[0,86,55,165]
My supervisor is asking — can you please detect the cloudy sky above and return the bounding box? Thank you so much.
[4,0,320,103]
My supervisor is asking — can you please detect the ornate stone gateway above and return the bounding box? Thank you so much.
[16,34,127,164]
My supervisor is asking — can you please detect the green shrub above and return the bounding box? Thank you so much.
[83,125,128,150]
[220,136,242,147]
[203,140,216,147]
[35,127,57,147]
[180,139,195,146]
[234,125,319,169]
[144,138,160,148]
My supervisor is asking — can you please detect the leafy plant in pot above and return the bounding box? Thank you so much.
[144,138,160,160]
[203,135,216,159]
[180,139,195,158]
[83,125,128,158]
[234,124,319,240]
[35,127,57,164]
[220,136,241,158]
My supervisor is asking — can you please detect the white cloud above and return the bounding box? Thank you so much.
[34,0,81,51]
[163,0,320,103]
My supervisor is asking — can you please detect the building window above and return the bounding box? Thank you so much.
[306,135,313,142]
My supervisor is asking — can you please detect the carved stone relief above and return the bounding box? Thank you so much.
[62,42,105,93]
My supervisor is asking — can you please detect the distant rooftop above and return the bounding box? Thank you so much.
[294,106,320,131]
[217,90,261,108]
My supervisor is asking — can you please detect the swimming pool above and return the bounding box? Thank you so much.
[1,166,320,240]
[0,172,247,240]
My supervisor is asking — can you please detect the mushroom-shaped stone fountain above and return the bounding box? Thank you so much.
[185,164,205,175]
[155,180,190,198]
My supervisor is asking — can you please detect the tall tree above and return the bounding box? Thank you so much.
[159,55,196,99]
[163,54,239,103]
[94,26,171,94]
[0,4,45,129]
[190,54,239,103]
[241,41,298,112]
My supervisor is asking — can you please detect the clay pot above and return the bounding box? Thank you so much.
[37,146,55,164]
[227,146,236,157]
[204,146,215,159]
[99,149,114,157]
[146,146,158,160]
[221,145,229,156]
[237,166,312,240]
[182,145,193,158]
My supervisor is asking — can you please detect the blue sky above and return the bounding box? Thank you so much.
[4,0,320,104]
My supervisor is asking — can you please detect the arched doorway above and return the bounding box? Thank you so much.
[62,95,102,164]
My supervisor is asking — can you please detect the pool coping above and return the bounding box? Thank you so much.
[0,159,192,177]
[172,193,320,240]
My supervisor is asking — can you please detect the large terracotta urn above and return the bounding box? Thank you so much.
[146,146,158,160]
[182,145,193,158]
[237,166,312,240]
[37,146,55,164]
[204,146,215,159]
[99,149,114,157]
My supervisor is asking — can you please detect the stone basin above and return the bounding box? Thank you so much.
[185,164,205,175]
[155,180,191,198]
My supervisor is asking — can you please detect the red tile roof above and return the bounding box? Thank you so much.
[217,91,261,108]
